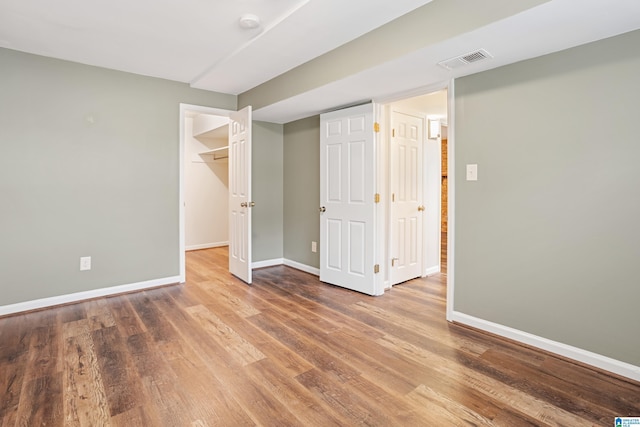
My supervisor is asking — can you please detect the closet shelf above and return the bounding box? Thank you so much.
[199,146,228,161]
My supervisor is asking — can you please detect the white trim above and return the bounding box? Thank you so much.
[445,79,455,322]
[180,103,237,117]
[179,103,235,284]
[252,258,284,269]
[186,242,229,251]
[373,102,385,296]
[283,259,320,276]
[375,81,452,106]
[0,276,180,317]
[179,105,186,283]
[424,266,441,276]
[451,311,640,382]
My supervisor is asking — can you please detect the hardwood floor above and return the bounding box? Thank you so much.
[1,247,638,426]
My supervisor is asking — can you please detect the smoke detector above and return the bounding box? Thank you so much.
[239,14,261,30]
[438,49,493,70]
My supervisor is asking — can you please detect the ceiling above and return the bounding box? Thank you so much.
[0,0,431,93]
[253,0,640,123]
[1,0,639,124]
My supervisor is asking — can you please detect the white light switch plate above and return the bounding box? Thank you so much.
[466,164,478,181]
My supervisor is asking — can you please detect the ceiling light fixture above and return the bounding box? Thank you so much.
[239,14,261,30]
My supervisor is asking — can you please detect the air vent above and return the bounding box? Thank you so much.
[438,49,493,70]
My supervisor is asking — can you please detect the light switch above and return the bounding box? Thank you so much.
[466,164,478,181]
[80,256,91,271]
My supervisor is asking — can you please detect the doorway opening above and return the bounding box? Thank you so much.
[381,89,448,288]
[183,111,230,253]
[179,104,253,284]
[178,104,232,283]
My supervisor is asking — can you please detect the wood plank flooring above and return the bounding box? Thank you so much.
[1,247,638,426]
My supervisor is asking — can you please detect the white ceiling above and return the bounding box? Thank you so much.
[1,0,639,124]
[0,0,431,93]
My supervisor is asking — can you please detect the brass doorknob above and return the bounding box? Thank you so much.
[418,205,425,212]
[240,202,247,208]
[319,206,326,213]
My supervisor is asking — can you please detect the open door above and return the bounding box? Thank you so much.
[390,109,424,285]
[319,103,380,296]
[228,106,252,283]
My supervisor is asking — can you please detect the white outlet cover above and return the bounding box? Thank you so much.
[80,256,91,271]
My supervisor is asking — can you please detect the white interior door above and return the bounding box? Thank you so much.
[390,110,424,285]
[228,106,252,283]
[320,103,380,296]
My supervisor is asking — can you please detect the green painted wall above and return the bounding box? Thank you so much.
[283,116,320,268]
[454,30,640,366]
[252,121,284,262]
[0,48,235,306]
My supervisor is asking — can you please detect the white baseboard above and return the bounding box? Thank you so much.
[284,259,320,276]
[451,311,640,383]
[424,265,441,276]
[186,241,228,251]
[252,258,284,269]
[0,276,181,317]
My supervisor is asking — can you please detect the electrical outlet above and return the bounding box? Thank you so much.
[80,256,91,271]
[311,241,317,253]
[466,164,478,181]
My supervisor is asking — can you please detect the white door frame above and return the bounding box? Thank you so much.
[373,80,455,320]
[178,103,236,283]
[445,81,455,322]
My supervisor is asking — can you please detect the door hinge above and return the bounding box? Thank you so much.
[392,128,395,138]
[392,193,395,202]
[374,122,380,133]
[374,193,380,203]
[374,264,380,274]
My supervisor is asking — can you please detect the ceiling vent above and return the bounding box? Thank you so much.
[437,49,493,70]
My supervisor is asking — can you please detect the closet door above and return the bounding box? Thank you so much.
[228,106,252,283]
